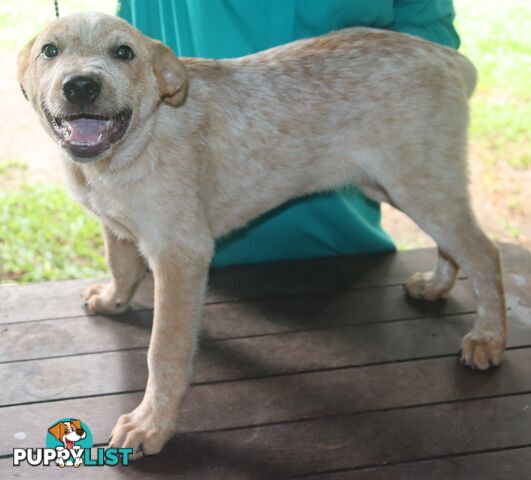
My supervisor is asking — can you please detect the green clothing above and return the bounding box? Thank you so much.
[118,0,459,266]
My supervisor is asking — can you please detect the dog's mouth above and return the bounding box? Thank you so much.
[44,108,132,161]
[65,439,74,449]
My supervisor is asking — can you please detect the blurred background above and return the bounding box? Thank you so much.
[0,0,529,283]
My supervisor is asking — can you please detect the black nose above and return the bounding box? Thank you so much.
[62,76,101,106]
[76,428,85,436]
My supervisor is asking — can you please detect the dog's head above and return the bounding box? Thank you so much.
[18,12,188,163]
[48,419,87,449]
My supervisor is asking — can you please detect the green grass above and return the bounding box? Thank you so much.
[0,160,28,175]
[0,184,106,283]
[456,0,531,169]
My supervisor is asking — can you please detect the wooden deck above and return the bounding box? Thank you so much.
[1,245,530,479]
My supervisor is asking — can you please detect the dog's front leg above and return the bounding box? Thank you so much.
[109,245,210,458]
[83,225,147,314]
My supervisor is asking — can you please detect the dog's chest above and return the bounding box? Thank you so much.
[67,174,148,241]
[91,187,139,238]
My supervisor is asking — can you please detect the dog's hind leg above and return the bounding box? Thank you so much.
[359,182,458,301]
[383,183,506,370]
[405,248,458,301]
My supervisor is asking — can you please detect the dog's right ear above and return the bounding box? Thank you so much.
[70,419,82,430]
[48,422,65,441]
[150,40,188,107]
[17,37,36,101]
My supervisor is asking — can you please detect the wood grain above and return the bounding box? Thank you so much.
[3,395,531,479]
[0,244,529,479]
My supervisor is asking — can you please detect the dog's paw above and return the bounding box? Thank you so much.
[82,283,129,314]
[405,272,450,301]
[109,403,175,460]
[460,330,506,370]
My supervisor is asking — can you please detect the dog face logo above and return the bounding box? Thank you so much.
[46,418,92,468]
[48,419,86,450]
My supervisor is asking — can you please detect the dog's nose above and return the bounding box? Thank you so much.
[62,76,101,106]
[76,428,85,436]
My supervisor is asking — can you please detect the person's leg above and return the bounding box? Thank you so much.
[213,191,394,266]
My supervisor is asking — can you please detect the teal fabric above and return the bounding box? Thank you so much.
[117,0,459,266]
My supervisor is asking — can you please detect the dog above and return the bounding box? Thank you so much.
[18,12,506,458]
[47,419,86,467]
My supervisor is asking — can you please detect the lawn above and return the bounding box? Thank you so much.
[0,184,106,282]
[0,0,529,283]
[456,0,530,170]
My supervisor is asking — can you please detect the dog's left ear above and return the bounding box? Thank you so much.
[17,37,36,101]
[151,40,188,107]
[48,422,65,441]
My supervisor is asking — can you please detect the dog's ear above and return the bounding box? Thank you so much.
[17,37,36,101]
[151,40,188,107]
[48,422,65,440]
[70,419,82,430]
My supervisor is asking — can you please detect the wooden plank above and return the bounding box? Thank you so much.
[0,280,477,363]
[0,244,529,479]
[3,394,531,479]
[2,312,531,407]
[0,248,446,324]
[3,448,529,480]
[2,348,531,456]
[0,276,152,326]
[294,447,531,480]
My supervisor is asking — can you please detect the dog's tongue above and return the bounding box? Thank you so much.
[66,439,74,449]
[64,117,109,145]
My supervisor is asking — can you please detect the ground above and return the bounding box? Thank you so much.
[0,0,529,283]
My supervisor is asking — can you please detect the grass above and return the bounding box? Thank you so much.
[456,0,531,169]
[0,160,27,175]
[0,0,529,282]
[0,184,106,283]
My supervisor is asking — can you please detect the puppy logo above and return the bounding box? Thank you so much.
[46,418,92,468]
[13,417,132,467]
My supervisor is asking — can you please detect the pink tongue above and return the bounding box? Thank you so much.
[65,118,108,144]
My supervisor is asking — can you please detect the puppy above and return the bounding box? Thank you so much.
[48,419,86,467]
[19,12,506,457]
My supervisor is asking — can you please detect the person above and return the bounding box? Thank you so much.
[118,0,460,267]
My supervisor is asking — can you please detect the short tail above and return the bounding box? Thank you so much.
[456,54,478,97]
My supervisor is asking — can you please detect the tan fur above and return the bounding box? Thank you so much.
[19,12,506,458]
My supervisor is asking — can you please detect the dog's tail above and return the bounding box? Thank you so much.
[455,53,478,98]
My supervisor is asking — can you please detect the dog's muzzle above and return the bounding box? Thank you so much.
[44,107,132,161]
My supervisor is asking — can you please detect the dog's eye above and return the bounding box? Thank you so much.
[113,45,135,61]
[41,43,59,58]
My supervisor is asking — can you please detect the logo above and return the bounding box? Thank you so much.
[13,418,132,468]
